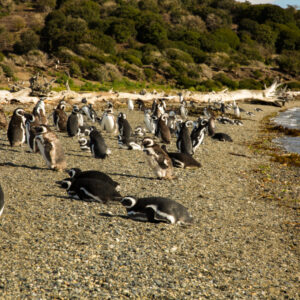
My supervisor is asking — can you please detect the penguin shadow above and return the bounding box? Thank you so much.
[0,161,46,170]
[107,172,156,181]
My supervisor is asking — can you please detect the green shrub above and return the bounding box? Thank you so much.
[213,73,238,90]
[0,64,14,78]
[165,48,194,63]
[238,78,263,90]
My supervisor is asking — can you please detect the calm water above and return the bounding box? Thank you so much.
[272,107,300,154]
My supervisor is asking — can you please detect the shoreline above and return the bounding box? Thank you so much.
[0,99,299,298]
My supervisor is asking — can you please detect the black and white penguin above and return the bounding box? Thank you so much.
[176,120,194,155]
[118,135,142,150]
[89,128,111,159]
[128,99,134,111]
[33,99,48,125]
[33,125,67,171]
[78,137,90,152]
[161,145,201,169]
[100,109,118,134]
[117,112,132,141]
[121,196,193,224]
[155,113,171,144]
[67,105,81,137]
[81,103,97,122]
[24,113,39,152]
[142,137,174,180]
[7,108,26,147]
[136,99,145,111]
[65,167,120,191]
[65,177,122,203]
[0,184,4,217]
[190,118,207,153]
[53,100,68,132]
[144,110,156,134]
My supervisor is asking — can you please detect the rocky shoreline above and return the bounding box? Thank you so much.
[0,99,299,299]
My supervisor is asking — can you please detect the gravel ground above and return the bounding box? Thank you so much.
[0,99,299,299]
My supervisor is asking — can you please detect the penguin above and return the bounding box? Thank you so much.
[128,99,134,111]
[0,184,4,217]
[24,113,40,153]
[136,99,145,111]
[144,110,156,134]
[65,177,122,204]
[33,125,67,171]
[190,120,206,154]
[100,109,118,134]
[207,116,216,137]
[117,112,132,141]
[33,99,48,125]
[118,135,142,150]
[67,105,81,137]
[121,196,193,225]
[53,100,68,132]
[142,137,175,180]
[77,125,92,137]
[155,113,171,144]
[89,128,111,159]
[176,120,194,155]
[0,108,7,129]
[81,103,97,122]
[161,145,201,169]
[78,137,90,152]
[65,167,120,191]
[233,102,240,118]
[7,108,26,147]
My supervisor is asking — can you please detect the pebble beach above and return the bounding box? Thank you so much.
[0,99,299,299]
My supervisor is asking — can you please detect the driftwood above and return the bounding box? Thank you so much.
[0,79,298,105]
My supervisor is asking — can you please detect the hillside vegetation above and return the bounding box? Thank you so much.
[0,0,300,91]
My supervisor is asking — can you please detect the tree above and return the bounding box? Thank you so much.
[14,30,40,54]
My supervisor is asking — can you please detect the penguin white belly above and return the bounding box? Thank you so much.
[0,204,4,217]
[146,204,176,224]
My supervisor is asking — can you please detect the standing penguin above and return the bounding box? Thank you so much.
[24,113,39,152]
[142,137,174,180]
[89,128,111,159]
[100,109,118,134]
[0,184,4,217]
[155,113,171,144]
[33,99,48,125]
[7,108,26,147]
[176,120,194,155]
[121,196,193,224]
[33,125,67,171]
[117,112,132,141]
[53,100,68,132]
[67,105,81,137]
[128,99,134,111]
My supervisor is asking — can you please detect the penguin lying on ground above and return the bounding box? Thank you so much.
[121,196,193,224]
[161,145,201,169]
[63,177,122,204]
[65,168,120,191]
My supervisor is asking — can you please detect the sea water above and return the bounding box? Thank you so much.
[272,107,300,154]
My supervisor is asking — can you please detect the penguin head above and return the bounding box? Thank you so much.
[142,137,154,148]
[121,196,137,208]
[66,168,81,178]
[14,108,25,117]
